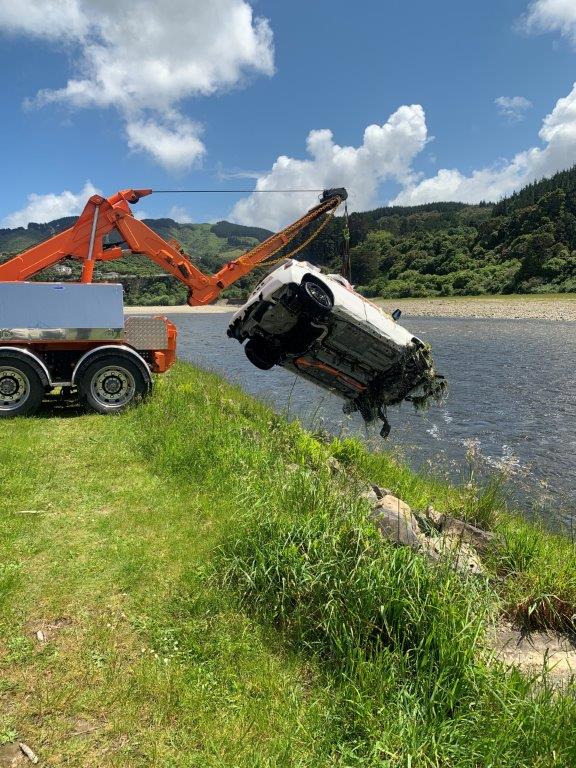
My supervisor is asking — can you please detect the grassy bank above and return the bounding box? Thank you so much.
[1,362,575,766]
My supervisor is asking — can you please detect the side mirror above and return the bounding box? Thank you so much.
[391,308,402,321]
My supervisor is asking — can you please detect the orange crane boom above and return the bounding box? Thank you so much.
[0,187,347,305]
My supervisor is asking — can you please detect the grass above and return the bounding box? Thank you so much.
[1,361,575,766]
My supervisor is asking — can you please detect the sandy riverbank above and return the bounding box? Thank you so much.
[125,303,234,315]
[126,295,576,321]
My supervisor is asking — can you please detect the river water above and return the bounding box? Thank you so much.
[164,312,576,521]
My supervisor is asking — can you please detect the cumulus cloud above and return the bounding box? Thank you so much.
[231,105,428,229]
[126,115,205,171]
[392,82,576,205]
[2,182,100,228]
[495,95,533,121]
[523,0,576,44]
[0,0,274,168]
[169,205,193,224]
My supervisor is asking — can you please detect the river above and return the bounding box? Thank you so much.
[163,312,576,522]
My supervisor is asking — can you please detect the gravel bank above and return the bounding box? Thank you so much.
[373,295,576,321]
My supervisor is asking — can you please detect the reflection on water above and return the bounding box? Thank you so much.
[164,311,576,521]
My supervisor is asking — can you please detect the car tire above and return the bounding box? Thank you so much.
[78,355,149,414]
[244,338,278,370]
[300,277,334,315]
[0,357,45,418]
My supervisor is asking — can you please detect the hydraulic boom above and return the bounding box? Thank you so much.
[0,187,347,305]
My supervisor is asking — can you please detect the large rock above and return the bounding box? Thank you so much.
[370,494,422,550]
[424,506,496,556]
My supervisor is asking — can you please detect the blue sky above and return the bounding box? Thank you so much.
[0,0,575,229]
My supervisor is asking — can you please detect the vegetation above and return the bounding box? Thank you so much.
[310,167,576,298]
[3,166,576,304]
[1,362,575,766]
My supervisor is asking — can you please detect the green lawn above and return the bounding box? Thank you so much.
[1,362,575,766]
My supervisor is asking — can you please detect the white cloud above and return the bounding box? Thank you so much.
[169,205,193,224]
[392,82,576,205]
[2,182,100,228]
[495,95,533,121]
[523,0,576,44]
[1,0,274,169]
[231,105,428,230]
[0,0,87,39]
[126,115,205,171]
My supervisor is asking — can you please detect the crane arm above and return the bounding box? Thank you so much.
[0,187,347,306]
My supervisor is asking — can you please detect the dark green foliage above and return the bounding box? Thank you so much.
[300,166,576,298]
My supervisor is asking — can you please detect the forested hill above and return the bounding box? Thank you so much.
[301,164,576,298]
[0,217,273,305]
[2,164,576,303]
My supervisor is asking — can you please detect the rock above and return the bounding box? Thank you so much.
[370,494,422,550]
[440,517,496,556]
[371,485,391,500]
[327,457,343,474]
[17,744,38,765]
[423,504,444,528]
[422,506,496,556]
[360,488,379,507]
[420,533,485,576]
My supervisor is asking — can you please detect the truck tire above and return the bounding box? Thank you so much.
[300,277,333,315]
[0,357,44,418]
[78,355,149,414]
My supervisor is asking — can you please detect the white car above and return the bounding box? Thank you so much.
[227,260,445,436]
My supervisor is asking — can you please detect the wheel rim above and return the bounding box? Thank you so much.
[304,281,331,309]
[90,366,135,408]
[0,366,31,412]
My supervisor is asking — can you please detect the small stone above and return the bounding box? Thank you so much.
[359,488,379,507]
[18,744,38,765]
[35,630,45,643]
[424,504,444,528]
[327,457,343,474]
[371,485,391,499]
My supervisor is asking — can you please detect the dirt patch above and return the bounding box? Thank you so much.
[491,622,576,684]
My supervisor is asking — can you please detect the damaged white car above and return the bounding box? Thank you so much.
[227,260,446,436]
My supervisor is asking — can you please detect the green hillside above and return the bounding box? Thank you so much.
[308,166,576,298]
[2,166,576,303]
[0,217,272,305]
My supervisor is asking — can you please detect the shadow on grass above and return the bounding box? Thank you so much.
[34,395,87,419]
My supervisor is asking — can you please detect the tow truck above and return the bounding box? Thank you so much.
[0,186,346,417]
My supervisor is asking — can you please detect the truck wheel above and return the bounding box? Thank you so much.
[0,358,44,418]
[244,338,278,370]
[301,278,333,315]
[79,355,149,414]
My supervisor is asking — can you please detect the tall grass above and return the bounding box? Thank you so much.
[125,364,576,766]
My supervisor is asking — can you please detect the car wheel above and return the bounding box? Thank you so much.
[0,358,44,418]
[244,338,278,370]
[301,277,333,315]
[79,355,149,414]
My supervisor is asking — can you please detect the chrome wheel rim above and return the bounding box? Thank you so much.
[304,281,331,309]
[0,367,30,411]
[90,366,135,408]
